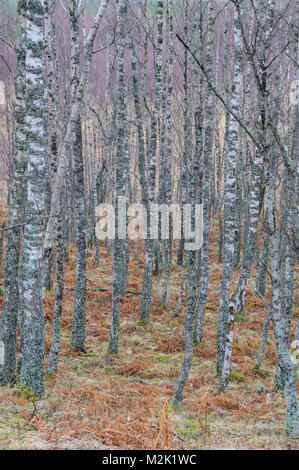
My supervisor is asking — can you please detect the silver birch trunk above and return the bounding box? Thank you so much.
[20,0,47,397]
[0,1,27,386]
[108,0,129,353]
[217,4,242,380]
[139,0,164,324]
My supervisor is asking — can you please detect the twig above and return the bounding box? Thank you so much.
[28,401,38,423]
[176,34,262,152]
[93,12,157,55]
[150,424,186,443]
[254,289,272,316]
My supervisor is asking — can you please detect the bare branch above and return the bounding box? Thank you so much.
[176,33,263,152]
[0,35,16,52]
[93,12,157,55]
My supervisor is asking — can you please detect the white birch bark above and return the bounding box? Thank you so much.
[20,0,47,397]
[217,4,242,381]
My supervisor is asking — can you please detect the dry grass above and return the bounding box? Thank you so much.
[0,226,298,450]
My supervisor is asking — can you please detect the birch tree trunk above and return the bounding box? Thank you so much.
[47,194,64,375]
[217,4,242,379]
[139,0,164,324]
[162,0,174,306]
[108,0,129,353]
[20,0,47,397]
[0,0,27,386]
[0,224,4,271]
[42,0,110,279]
[193,0,214,343]
[173,103,201,409]
[70,0,88,352]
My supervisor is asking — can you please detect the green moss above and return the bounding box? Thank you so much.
[157,354,172,363]
[248,341,260,348]
[137,320,150,327]
[235,314,244,322]
[46,372,56,380]
[14,383,41,401]
[45,286,55,294]
[169,400,180,413]
[229,370,247,383]
[107,351,121,358]
[176,419,202,440]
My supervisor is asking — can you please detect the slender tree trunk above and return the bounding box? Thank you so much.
[217,4,242,378]
[71,115,87,351]
[47,196,64,375]
[20,0,47,397]
[193,0,214,343]
[108,0,129,353]
[140,0,164,324]
[0,224,5,271]
[0,1,27,386]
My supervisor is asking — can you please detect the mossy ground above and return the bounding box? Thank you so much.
[0,216,298,450]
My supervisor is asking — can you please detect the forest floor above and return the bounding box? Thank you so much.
[0,211,298,450]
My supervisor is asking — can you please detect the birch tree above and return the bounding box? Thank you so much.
[0,0,27,386]
[70,0,88,352]
[139,0,164,324]
[19,0,47,397]
[108,0,129,354]
[217,3,243,382]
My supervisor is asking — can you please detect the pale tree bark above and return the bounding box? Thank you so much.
[70,115,87,351]
[70,0,88,352]
[193,0,215,343]
[217,3,242,381]
[162,0,174,306]
[256,229,270,296]
[0,224,4,270]
[20,0,47,397]
[263,7,299,438]
[232,0,272,317]
[173,94,201,409]
[0,0,27,386]
[140,0,164,324]
[42,0,110,280]
[44,0,57,291]
[47,193,64,376]
[108,0,129,353]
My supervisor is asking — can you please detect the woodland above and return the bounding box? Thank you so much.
[0,0,298,450]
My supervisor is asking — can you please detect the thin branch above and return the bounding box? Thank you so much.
[265,39,293,70]
[0,54,13,74]
[83,99,108,141]
[59,0,69,14]
[0,214,59,233]
[254,289,272,316]
[269,122,295,175]
[0,35,16,52]
[286,53,299,68]
[176,33,263,151]
[93,12,157,55]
